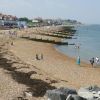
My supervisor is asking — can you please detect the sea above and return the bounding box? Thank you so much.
[55,24,100,63]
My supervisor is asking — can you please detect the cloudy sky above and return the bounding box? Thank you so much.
[0,0,100,24]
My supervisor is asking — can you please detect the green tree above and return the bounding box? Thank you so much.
[19,17,29,22]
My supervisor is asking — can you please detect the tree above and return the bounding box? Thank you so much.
[19,17,28,21]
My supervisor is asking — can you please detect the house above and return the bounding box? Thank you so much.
[32,19,39,23]
[0,13,3,20]
[17,21,27,28]
[0,13,18,28]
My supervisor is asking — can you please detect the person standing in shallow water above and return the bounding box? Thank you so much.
[77,56,80,65]
[90,57,94,67]
[41,53,43,60]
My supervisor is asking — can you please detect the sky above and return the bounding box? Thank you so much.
[0,0,100,24]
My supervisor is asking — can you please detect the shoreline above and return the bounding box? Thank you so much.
[54,44,90,65]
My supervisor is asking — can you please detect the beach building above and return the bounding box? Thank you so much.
[17,21,27,28]
[32,19,39,27]
[32,18,63,27]
[0,13,19,28]
[32,19,39,23]
[0,13,4,26]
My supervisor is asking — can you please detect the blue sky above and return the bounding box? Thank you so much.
[0,0,100,24]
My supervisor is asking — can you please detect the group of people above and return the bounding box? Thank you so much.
[36,53,43,60]
[90,57,99,67]
[76,56,99,67]
[8,30,17,38]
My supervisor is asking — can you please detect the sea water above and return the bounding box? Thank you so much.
[55,25,100,63]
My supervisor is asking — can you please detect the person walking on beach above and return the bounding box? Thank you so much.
[36,54,39,60]
[90,57,94,67]
[96,57,99,65]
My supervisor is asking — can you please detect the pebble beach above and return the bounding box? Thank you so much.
[0,26,100,100]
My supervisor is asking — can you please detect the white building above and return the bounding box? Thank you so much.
[32,19,39,23]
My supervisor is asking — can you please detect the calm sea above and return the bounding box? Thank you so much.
[55,25,100,63]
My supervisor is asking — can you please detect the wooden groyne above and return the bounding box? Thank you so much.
[19,26,77,45]
[21,36,68,45]
[31,32,73,39]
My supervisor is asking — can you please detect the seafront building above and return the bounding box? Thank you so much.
[0,13,27,28]
[0,13,18,27]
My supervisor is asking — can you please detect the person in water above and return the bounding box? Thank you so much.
[77,56,80,65]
